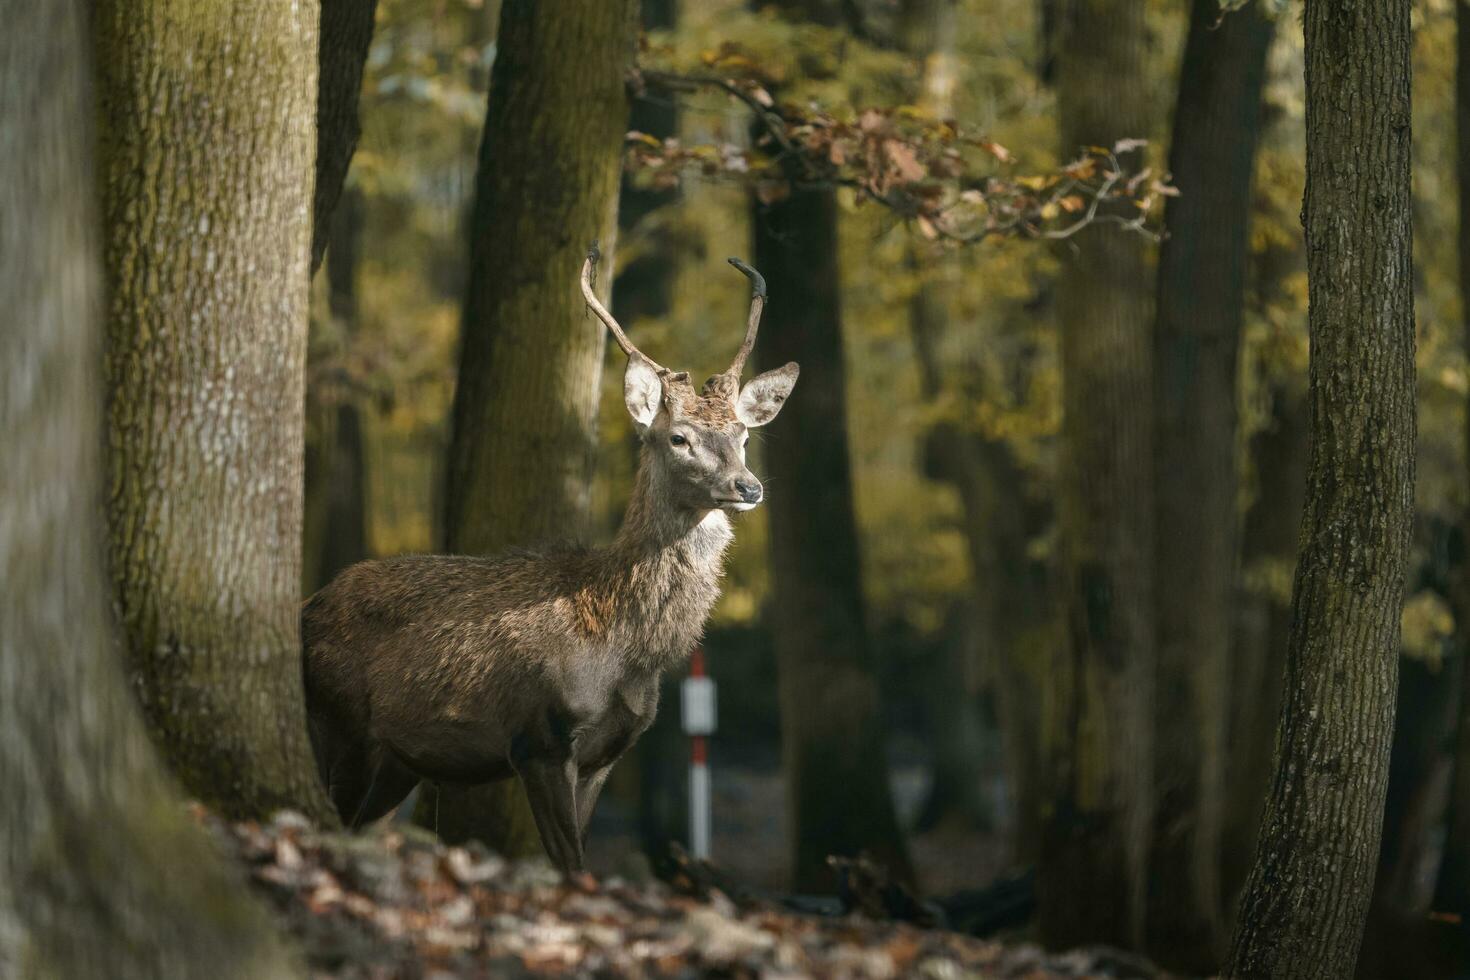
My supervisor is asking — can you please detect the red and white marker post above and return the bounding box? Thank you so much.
[681,646,717,860]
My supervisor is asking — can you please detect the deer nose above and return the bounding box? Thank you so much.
[734,479,762,504]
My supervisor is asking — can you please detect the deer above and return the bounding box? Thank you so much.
[300,245,798,873]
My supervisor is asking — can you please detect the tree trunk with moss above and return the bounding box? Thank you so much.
[0,4,300,973]
[1038,0,1157,951]
[418,0,639,857]
[1225,0,1414,972]
[1147,0,1273,969]
[754,186,915,891]
[94,0,336,825]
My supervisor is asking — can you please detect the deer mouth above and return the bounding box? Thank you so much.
[715,498,760,512]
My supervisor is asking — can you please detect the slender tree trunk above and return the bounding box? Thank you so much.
[1435,0,1470,922]
[754,186,915,891]
[1148,0,1274,969]
[313,0,380,274]
[1039,0,1157,950]
[0,4,299,973]
[420,0,638,857]
[1225,0,1415,971]
[95,0,337,825]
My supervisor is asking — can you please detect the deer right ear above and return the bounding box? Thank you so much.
[624,355,663,431]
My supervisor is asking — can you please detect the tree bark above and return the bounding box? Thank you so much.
[95,0,337,825]
[0,3,299,973]
[313,0,380,274]
[420,0,639,857]
[753,187,915,891]
[1224,0,1415,972]
[1039,0,1157,951]
[1435,0,1470,922]
[1148,0,1274,969]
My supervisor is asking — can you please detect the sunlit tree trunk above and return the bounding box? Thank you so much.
[0,4,299,973]
[753,185,915,890]
[1039,0,1157,950]
[420,0,638,857]
[1148,0,1273,969]
[95,0,337,825]
[313,0,380,273]
[1225,0,1414,972]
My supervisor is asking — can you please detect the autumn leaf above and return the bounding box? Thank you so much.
[1058,194,1086,213]
[883,140,926,184]
[977,139,1012,163]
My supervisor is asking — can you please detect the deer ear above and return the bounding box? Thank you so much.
[736,362,799,427]
[624,355,663,430]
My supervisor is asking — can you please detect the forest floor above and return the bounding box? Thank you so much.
[205,808,1171,980]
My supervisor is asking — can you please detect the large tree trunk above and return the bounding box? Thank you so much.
[1038,0,1157,951]
[753,187,915,891]
[420,0,638,857]
[313,0,380,274]
[1147,0,1274,969]
[1436,0,1470,922]
[1224,0,1415,972]
[0,4,299,973]
[95,0,337,825]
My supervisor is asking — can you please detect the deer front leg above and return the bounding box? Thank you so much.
[516,755,584,873]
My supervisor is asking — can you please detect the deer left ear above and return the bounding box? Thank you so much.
[736,362,799,427]
[624,355,663,431]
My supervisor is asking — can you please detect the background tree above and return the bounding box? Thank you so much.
[94,0,337,824]
[418,0,641,856]
[1147,0,1274,969]
[746,0,915,892]
[1226,0,1415,971]
[1039,0,1158,950]
[0,2,299,973]
[314,0,382,273]
[1436,0,1470,923]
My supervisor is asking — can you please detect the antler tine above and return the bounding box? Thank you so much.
[725,257,766,378]
[581,242,666,373]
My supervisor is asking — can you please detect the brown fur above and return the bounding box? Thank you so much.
[301,373,792,872]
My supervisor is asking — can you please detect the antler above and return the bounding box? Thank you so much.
[581,242,667,374]
[723,257,766,379]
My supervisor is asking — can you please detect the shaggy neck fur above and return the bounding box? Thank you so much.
[597,445,733,671]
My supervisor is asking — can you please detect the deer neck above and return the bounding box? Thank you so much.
[602,449,733,668]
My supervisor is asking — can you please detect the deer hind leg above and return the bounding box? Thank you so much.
[515,755,584,873]
[347,750,419,828]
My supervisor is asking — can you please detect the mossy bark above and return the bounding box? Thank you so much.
[1225,0,1414,972]
[753,187,915,891]
[420,0,639,858]
[1039,0,1158,951]
[0,4,300,973]
[94,0,337,825]
[1147,0,1274,970]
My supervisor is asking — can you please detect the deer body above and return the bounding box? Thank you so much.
[302,250,797,872]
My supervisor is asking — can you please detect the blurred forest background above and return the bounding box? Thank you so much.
[5,0,1468,975]
[293,0,1465,973]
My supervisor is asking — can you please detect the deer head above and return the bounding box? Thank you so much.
[581,245,799,514]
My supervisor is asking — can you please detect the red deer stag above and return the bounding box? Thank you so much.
[301,246,798,872]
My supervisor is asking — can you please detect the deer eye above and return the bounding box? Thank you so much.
[669,433,688,447]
